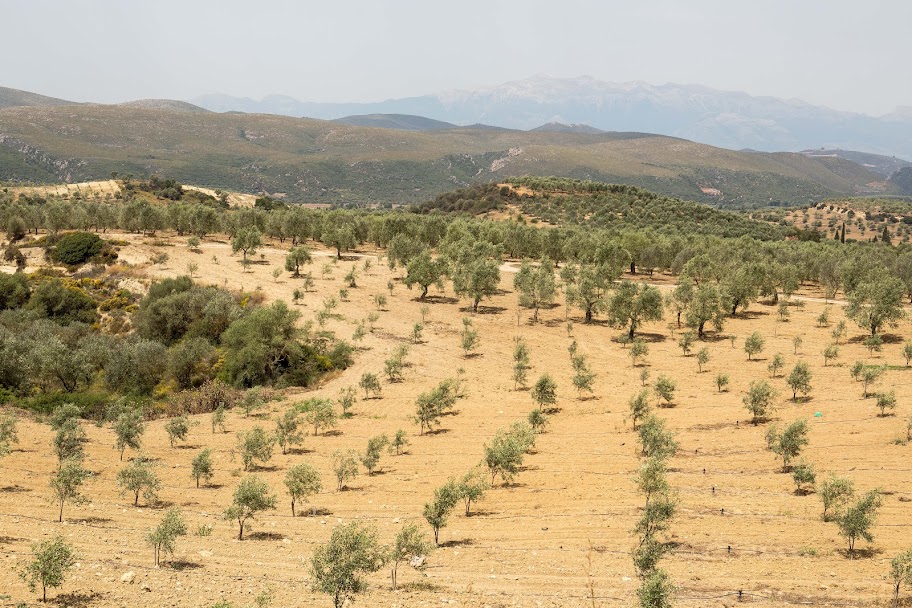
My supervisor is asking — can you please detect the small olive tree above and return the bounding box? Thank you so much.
[191,448,214,487]
[224,475,278,540]
[423,479,459,545]
[310,522,386,608]
[19,534,77,602]
[837,489,882,554]
[332,449,359,491]
[235,426,275,471]
[116,456,161,506]
[285,462,322,516]
[50,458,91,522]
[765,419,809,472]
[147,507,187,567]
[744,331,764,360]
[743,380,776,424]
[389,523,433,590]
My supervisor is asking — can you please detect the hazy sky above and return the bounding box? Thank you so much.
[3,0,908,115]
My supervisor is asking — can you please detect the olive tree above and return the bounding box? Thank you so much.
[791,461,816,493]
[116,456,161,506]
[512,336,531,389]
[19,534,77,602]
[235,426,275,471]
[388,523,433,590]
[165,414,193,448]
[147,508,187,567]
[742,380,776,425]
[359,373,382,399]
[50,458,91,522]
[285,462,321,516]
[191,448,214,487]
[765,419,809,472]
[876,391,897,417]
[608,280,664,339]
[332,449,359,491]
[423,479,459,545]
[846,277,905,335]
[629,389,651,430]
[637,415,678,460]
[274,409,304,454]
[744,332,765,361]
[456,468,490,516]
[224,475,278,540]
[786,361,812,401]
[820,475,854,521]
[309,521,386,608]
[890,548,912,607]
[513,258,556,323]
[113,408,145,461]
[653,375,676,407]
[231,226,262,261]
[298,398,338,436]
[837,489,883,553]
[285,246,312,277]
[361,435,389,475]
[531,374,557,412]
[403,250,444,300]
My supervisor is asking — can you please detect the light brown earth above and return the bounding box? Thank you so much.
[2,232,911,607]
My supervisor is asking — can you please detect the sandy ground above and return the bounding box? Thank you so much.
[1,231,911,607]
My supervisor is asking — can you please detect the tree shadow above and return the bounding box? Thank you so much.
[466,305,507,315]
[247,532,285,541]
[71,516,112,525]
[0,484,30,493]
[175,444,200,450]
[739,310,770,319]
[169,560,204,571]
[50,591,106,608]
[439,538,474,548]
[466,509,495,517]
[635,332,667,343]
[838,547,882,559]
[418,296,459,305]
[794,487,816,497]
[0,535,21,544]
[425,428,451,436]
[305,507,333,517]
[322,429,344,437]
[286,447,314,455]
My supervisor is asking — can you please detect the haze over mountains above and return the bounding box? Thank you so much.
[193,76,912,160]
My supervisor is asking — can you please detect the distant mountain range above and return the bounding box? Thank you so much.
[192,76,912,160]
[0,83,900,207]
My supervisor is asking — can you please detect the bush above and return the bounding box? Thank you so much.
[51,232,104,266]
[236,426,275,471]
[0,272,30,310]
[26,279,97,325]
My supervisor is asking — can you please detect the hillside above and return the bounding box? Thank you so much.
[0,103,895,207]
[0,85,76,109]
[530,122,605,134]
[801,148,912,177]
[118,99,211,113]
[333,113,455,130]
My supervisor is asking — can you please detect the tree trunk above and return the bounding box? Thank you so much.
[628,322,636,340]
[291,500,296,517]
[238,521,244,540]
[391,564,398,590]
[420,285,428,300]
[59,500,64,523]
[433,527,439,545]
[473,297,480,312]
[585,307,592,323]
[630,262,636,275]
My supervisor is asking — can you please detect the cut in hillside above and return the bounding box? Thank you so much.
[0,102,895,207]
[332,113,456,130]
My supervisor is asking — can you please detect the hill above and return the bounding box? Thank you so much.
[0,102,895,207]
[801,148,912,177]
[530,122,604,134]
[118,99,210,113]
[0,85,76,109]
[333,113,455,130]
[191,75,912,159]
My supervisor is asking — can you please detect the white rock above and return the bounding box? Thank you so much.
[119,571,135,583]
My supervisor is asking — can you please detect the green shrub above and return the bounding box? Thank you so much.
[51,232,105,266]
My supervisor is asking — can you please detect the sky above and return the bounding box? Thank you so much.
[2,0,909,116]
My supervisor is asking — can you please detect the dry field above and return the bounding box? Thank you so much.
[8,181,259,208]
[1,232,911,607]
